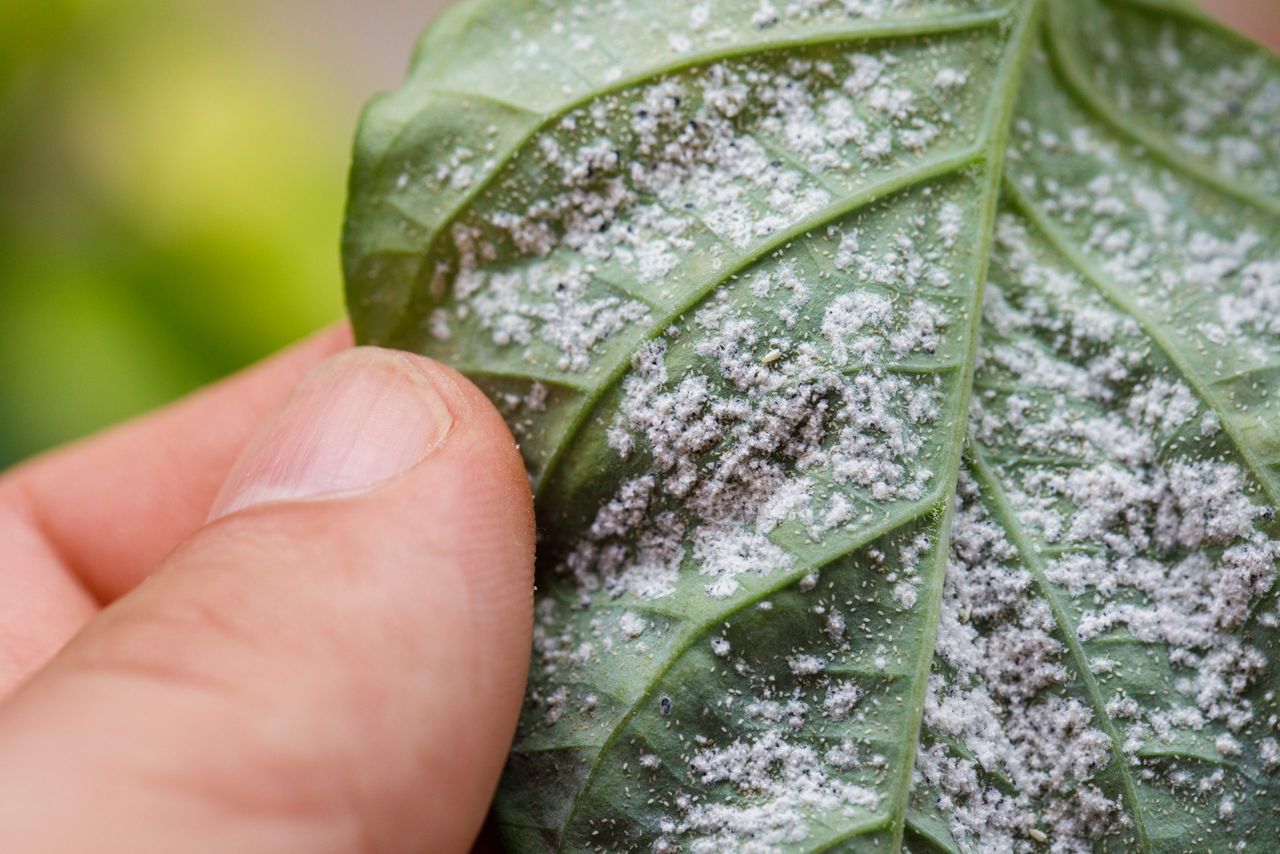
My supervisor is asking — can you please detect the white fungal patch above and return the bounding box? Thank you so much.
[640,516,946,851]
[430,34,990,378]
[674,731,880,852]
[560,183,968,601]
[916,475,1125,851]
[619,611,648,639]
[787,654,827,675]
[696,525,795,599]
[1006,51,1280,480]
[923,148,1280,847]
[822,292,893,366]
[459,259,650,372]
[1072,3,1280,196]
[822,682,865,719]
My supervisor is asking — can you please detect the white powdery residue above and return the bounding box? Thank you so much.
[1155,461,1261,550]
[462,260,650,372]
[750,0,778,28]
[913,743,1027,852]
[891,581,918,609]
[564,472,686,599]
[588,474,657,541]
[1020,110,1278,372]
[695,525,794,599]
[1260,737,1280,772]
[1119,27,1280,188]
[745,697,809,731]
[861,128,892,160]
[676,731,879,852]
[606,423,635,459]
[932,67,968,91]
[544,687,570,726]
[915,479,1125,850]
[822,682,864,719]
[619,611,647,640]
[461,48,947,368]
[756,477,814,534]
[836,203,961,293]
[843,53,884,95]
[428,307,452,340]
[820,492,856,532]
[866,81,914,121]
[711,637,732,658]
[523,381,548,412]
[1200,411,1221,436]
[787,654,826,676]
[749,261,811,327]
[1215,733,1242,757]
[825,365,934,503]
[969,176,1280,820]
[1126,377,1198,434]
[885,300,947,358]
[1218,259,1280,338]
[833,229,861,271]
[821,292,892,366]
[975,606,1068,704]
[937,200,964,249]
[824,740,860,768]
[1183,229,1262,292]
[825,610,846,641]
[567,280,944,597]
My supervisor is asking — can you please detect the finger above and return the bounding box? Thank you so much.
[0,348,535,854]
[4,323,351,604]
[0,502,97,694]
[0,324,351,693]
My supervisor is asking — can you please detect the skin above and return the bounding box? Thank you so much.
[0,324,536,853]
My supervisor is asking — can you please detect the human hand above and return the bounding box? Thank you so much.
[0,326,535,853]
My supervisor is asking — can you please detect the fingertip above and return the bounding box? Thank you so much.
[0,345,538,854]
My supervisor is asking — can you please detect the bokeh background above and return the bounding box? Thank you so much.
[1,0,1276,468]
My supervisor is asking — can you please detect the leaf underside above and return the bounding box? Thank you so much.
[342,0,1280,850]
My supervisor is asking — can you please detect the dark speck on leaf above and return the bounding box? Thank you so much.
[659,696,673,716]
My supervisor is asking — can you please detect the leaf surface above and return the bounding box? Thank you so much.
[342,0,1280,850]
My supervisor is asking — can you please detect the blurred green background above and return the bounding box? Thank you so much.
[0,0,445,466]
[0,0,1275,469]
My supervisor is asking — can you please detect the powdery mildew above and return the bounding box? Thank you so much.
[422,33,994,384]
[915,475,1124,852]
[911,103,1280,846]
[513,172,978,848]
[1065,0,1280,199]
[342,0,1280,849]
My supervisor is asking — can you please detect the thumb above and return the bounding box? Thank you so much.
[0,348,535,854]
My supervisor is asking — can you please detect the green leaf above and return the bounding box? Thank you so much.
[342,0,1280,849]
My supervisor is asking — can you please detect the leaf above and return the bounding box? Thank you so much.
[341,0,1280,850]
